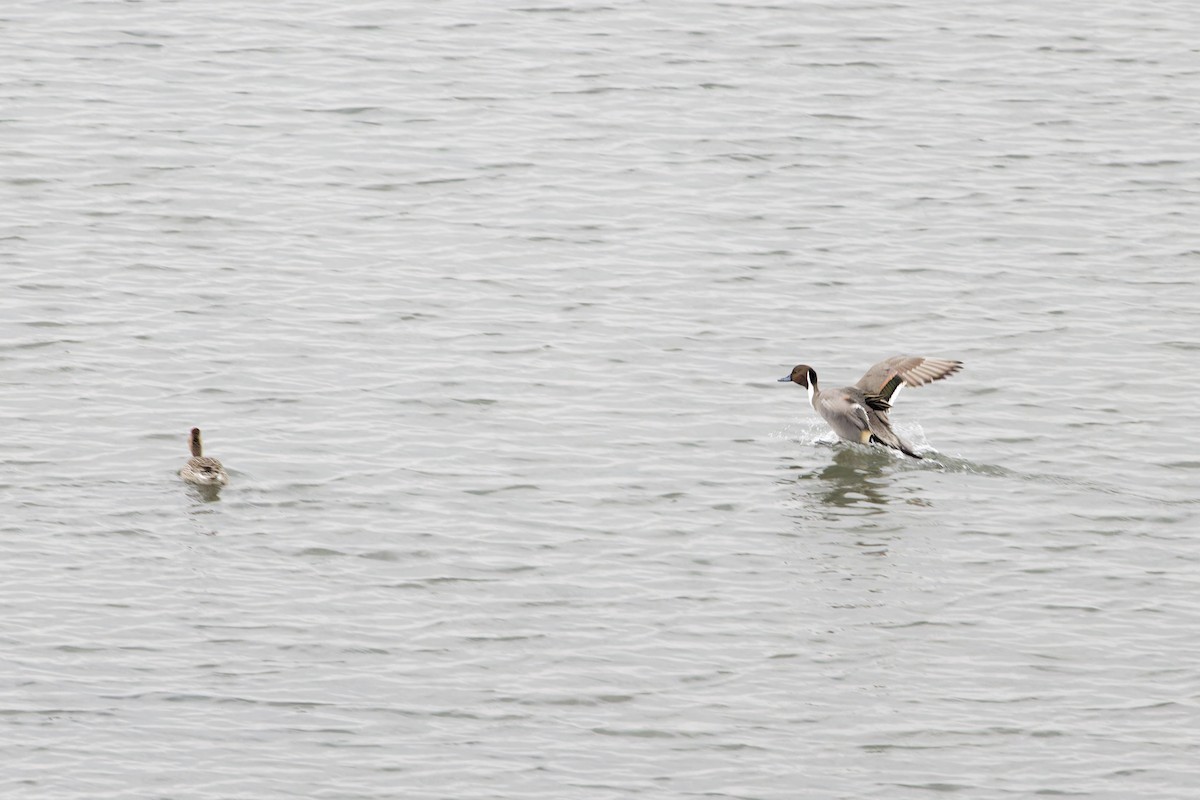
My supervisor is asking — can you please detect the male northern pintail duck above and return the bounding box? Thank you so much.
[180,427,229,486]
[778,355,962,459]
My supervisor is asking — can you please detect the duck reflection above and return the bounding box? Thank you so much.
[187,483,224,504]
[788,445,901,512]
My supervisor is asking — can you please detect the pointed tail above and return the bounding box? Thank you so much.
[868,433,923,459]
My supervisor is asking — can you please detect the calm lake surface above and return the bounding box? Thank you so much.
[3,1,1198,798]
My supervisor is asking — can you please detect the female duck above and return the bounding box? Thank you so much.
[779,355,962,458]
[180,427,229,486]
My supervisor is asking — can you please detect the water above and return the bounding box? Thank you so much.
[3,1,1199,798]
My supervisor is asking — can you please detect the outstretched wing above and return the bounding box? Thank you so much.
[856,356,963,404]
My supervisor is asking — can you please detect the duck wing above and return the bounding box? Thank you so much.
[855,356,963,404]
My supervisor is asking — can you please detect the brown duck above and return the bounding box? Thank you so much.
[180,427,229,486]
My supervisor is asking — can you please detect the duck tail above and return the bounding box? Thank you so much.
[868,433,923,459]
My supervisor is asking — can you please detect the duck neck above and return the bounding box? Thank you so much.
[806,369,818,405]
[190,430,203,457]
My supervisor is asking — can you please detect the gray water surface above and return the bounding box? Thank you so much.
[3,1,1199,798]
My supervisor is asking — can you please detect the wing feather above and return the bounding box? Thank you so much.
[856,356,962,403]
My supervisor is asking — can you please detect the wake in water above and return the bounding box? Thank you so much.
[774,419,1142,500]
[773,420,940,462]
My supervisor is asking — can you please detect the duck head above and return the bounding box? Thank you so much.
[777,365,817,388]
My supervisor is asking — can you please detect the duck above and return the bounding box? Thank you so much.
[778,355,962,459]
[180,427,229,486]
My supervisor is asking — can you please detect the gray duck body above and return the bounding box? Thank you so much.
[778,355,962,458]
